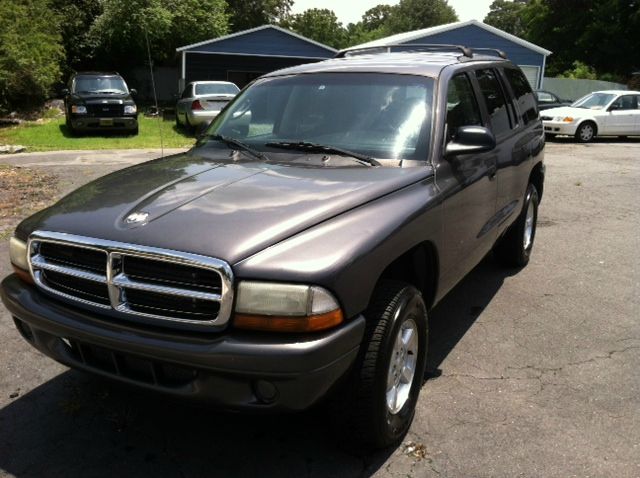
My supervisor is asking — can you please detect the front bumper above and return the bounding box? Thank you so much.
[543,120,578,136]
[1,274,364,411]
[70,116,138,131]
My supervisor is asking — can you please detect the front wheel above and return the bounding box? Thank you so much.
[494,183,539,267]
[575,121,596,143]
[331,281,428,450]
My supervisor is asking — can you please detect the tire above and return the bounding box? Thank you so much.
[131,126,139,136]
[494,183,539,268]
[330,280,428,450]
[185,114,195,134]
[175,113,181,129]
[575,121,596,143]
[65,117,77,137]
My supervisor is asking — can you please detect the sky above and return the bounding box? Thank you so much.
[290,0,493,25]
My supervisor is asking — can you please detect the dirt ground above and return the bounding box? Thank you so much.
[0,140,638,477]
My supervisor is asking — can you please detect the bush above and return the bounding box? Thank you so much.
[0,0,65,112]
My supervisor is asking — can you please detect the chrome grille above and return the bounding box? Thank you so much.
[28,231,234,329]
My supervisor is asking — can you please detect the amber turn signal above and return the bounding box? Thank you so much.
[12,265,34,285]
[234,309,344,333]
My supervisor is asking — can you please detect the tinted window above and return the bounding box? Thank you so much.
[73,75,127,94]
[446,73,482,138]
[504,68,539,124]
[475,69,512,135]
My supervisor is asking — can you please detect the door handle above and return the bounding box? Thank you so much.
[488,166,497,181]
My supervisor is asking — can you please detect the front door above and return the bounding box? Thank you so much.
[438,72,498,293]
[604,95,639,134]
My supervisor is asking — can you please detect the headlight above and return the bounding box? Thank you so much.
[71,105,87,114]
[9,237,33,284]
[554,116,574,122]
[124,105,137,115]
[234,281,343,332]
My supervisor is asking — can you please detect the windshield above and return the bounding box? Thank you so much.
[205,73,434,161]
[195,83,239,95]
[572,92,616,109]
[73,76,128,94]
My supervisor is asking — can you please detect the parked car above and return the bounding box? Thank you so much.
[542,90,640,142]
[175,81,239,131]
[535,90,572,110]
[2,45,544,450]
[63,72,138,135]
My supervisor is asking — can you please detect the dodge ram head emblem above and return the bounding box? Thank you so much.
[125,212,149,224]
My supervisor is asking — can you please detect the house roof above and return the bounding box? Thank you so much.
[176,24,337,54]
[351,20,552,56]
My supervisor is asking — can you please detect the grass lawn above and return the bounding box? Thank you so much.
[0,116,195,151]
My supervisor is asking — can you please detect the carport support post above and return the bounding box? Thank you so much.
[179,51,186,93]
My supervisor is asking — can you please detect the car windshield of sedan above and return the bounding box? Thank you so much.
[572,93,616,110]
[195,83,239,96]
[73,76,128,94]
[206,73,434,161]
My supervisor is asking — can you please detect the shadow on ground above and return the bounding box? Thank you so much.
[0,257,516,477]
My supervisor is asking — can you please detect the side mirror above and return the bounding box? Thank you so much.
[61,88,69,96]
[445,126,496,157]
[130,88,137,96]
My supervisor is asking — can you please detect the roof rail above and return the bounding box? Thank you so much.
[335,44,473,58]
[470,48,508,59]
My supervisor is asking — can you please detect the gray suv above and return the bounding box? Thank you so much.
[2,45,544,449]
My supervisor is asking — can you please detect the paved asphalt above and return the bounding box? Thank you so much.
[0,140,638,477]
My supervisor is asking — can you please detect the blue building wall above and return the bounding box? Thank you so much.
[403,24,545,85]
[190,27,335,59]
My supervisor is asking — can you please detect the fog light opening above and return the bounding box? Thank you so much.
[13,318,34,343]
[253,379,278,404]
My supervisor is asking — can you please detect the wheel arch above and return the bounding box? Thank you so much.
[529,162,545,202]
[577,118,599,136]
[375,241,439,311]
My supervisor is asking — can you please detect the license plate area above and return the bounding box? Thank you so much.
[100,118,114,126]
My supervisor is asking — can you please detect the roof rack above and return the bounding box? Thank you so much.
[335,44,473,58]
[335,44,509,60]
[470,48,508,59]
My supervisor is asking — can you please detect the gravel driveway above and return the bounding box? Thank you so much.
[0,141,638,477]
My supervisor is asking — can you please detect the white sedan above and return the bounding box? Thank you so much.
[541,90,640,142]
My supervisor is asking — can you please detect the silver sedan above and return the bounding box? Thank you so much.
[176,81,240,131]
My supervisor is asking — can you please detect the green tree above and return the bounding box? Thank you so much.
[523,0,640,78]
[283,8,349,49]
[89,0,228,69]
[227,0,293,32]
[0,0,65,111]
[484,0,528,36]
[385,0,458,34]
[559,61,597,80]
[362,4,395,31]
[50,0,102,73]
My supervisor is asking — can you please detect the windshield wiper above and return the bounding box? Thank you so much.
[207,134,269,161]
[265,141,380,167]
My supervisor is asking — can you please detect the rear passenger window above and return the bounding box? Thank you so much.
[446,73,482,139]
[504,68,539,124]
[475,69,512,135]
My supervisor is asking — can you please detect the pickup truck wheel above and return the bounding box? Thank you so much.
[332,281,428,450]
[494,183,539,267]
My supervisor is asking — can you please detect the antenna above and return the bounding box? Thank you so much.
[143,24,164,159]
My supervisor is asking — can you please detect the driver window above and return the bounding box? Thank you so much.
[446,73,482,139]
[612,95,638,110]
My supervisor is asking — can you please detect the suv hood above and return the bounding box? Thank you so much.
[19,148,433,264]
